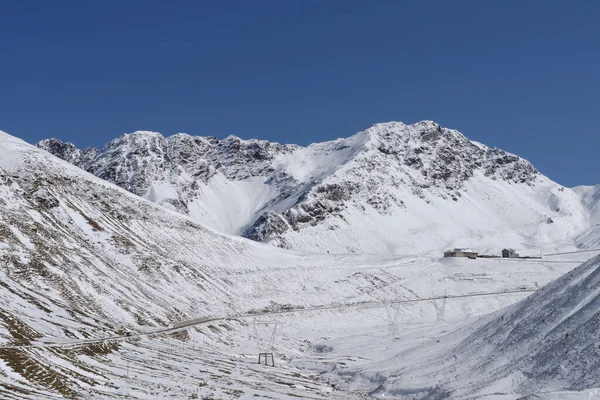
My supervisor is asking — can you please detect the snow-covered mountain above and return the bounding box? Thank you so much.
[37,121,597,254]
[3,127,600,398]
[0,129,413,398]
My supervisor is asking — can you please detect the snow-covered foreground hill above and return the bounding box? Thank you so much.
[38,121,600,255]
[1,128,598,398]
[297,252,600,399]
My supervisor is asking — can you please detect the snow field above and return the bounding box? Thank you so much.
[1,128,600,398]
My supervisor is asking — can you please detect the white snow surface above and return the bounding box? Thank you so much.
[306,253,600,399]
[0,127,598,399]
[573,185,600,249]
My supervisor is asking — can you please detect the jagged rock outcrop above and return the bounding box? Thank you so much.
[37,138,97,169]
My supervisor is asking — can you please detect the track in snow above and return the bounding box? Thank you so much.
[542,248,600,257]
[0,287,537,350]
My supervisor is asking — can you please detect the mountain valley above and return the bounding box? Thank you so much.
[0,122,596,399]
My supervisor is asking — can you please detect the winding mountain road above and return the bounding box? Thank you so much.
[0,287,536,350]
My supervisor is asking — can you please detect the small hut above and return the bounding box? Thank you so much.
[502,248,519,258]
[444,248,478,259]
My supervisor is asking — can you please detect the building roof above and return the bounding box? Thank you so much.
[448,248,477,253]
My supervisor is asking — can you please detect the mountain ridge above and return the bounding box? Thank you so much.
[36,121,597,254]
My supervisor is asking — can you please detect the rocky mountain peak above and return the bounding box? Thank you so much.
[239,121,542,248]
[35,121,553,253]
[99,130,167,157]
[367,121,538,183]
[37,138,82,164]
[37,138,98,169]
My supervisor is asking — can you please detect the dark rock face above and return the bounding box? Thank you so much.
[87,132,171,195]
[33,188,60,209]
[484,148,538,184]
[37,121,541,246]
[37,139,98,171]
[243,211,290,247]
[37,139,84,165]
[43,133,299,193]
[315,183,358,202]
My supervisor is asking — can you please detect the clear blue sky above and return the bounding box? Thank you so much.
[1,1,598,186]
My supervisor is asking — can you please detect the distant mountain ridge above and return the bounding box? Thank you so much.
[37,121,598,254]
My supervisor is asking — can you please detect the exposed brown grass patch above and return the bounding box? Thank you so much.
[0,348,79,399]
[73,341,120,357]
[0,309,43,346]
[169,329,190,342]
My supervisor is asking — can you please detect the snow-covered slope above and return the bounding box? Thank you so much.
[573,185,600,249]
[38,132,299,235]
[4,128,600,398]
[0,130,346,398]
[38,122,597,255]
[314,254,600,399]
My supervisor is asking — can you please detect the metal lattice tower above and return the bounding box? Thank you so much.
[253,319,278,366]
